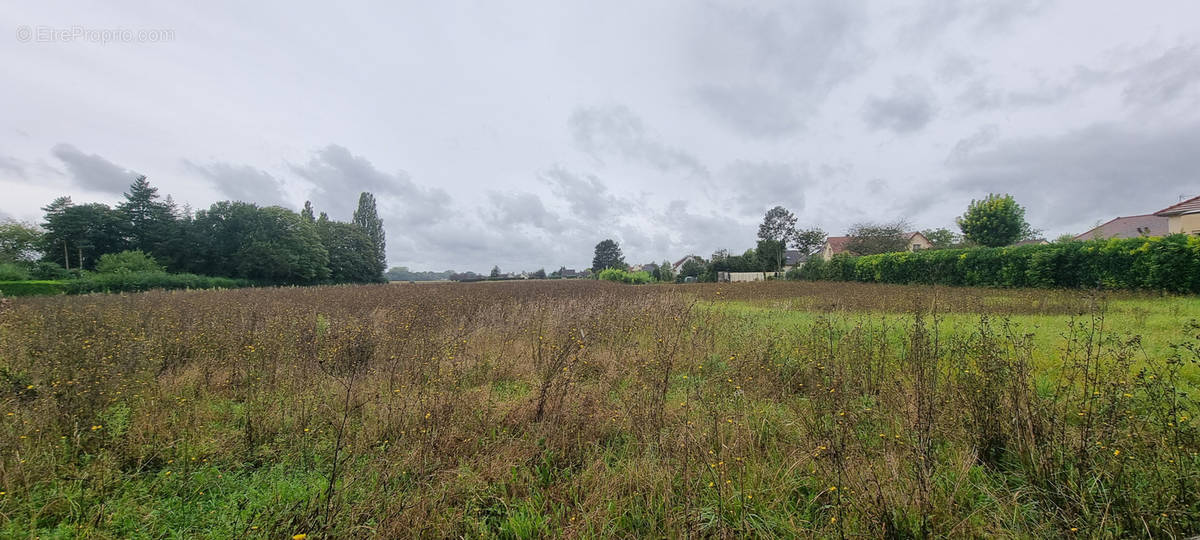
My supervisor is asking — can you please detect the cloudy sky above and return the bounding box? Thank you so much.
[2,1,1199,272]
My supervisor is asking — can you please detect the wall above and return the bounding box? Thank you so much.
[1168,213,1200,234]
[718,271,772,282]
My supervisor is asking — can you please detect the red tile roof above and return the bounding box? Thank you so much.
[823,236,852,254]
[1154,195,1200,216]
[1074,214,1168,240]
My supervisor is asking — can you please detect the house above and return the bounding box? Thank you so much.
[671,255,703,273]
[1154,195,1200,235]
[819,236,853,261]
[1074,215,1168,240]
[819,232,932,261]
[782,249,807,270]
[626,262,659,273]
[1013,239,1050,246]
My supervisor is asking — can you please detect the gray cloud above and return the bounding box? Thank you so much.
[1120,45,1200,107]
[485,191,561,231]
[947,125,1001,162]
[50,143,140,194]
[569,105,708,177]
[948,121,1200,232]
[899,0,1050,47]
[720,161,812,217]
[936,54,979,83]
[863,77,938,133]
[0,155,27,179]
[290,144,452,223]
[687,1,869,137]
[541,166,626,223]
[957,44,1200,114]
[182,160,289,207]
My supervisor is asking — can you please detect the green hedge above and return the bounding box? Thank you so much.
[0,273,252,297]
[0,280,69,296]
[793,234,1200,293]
[66,272,251,294]
[597,268,655,284]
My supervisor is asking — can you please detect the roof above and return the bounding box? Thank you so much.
[783,249,807,265]
[1154,195,1200,217]
[826,233,925,252]
[1074,214,1169,241]
[672,255,701,268]
[823,236,852,254]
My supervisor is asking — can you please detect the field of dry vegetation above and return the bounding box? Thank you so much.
[1,280,1198,538]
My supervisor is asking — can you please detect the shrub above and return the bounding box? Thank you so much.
[792,234,1200,293]
[29,261,72,280]
[95,250,166,274]
[0,280,68,296]
[66,272,251,294]
[0,262,31,281]
[597,268,654,285]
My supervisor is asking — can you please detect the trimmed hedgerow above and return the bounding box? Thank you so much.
[65,272,251,294]
[792,234,1200,293]
[0,280,69,296]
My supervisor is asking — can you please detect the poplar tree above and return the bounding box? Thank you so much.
[351,192,386,280]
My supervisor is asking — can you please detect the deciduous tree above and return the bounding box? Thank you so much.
[957,194,1035,247]
[352,192,386,280]
[846,221,909,256]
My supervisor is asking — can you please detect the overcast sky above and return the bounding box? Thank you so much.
[2,1,1199,272]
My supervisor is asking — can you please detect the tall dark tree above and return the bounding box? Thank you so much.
[352,192,386,279]
[117,176,176,260]
[758,206,798,271]
[318,220,378,283]
[758,206,798,243]
[792,227,827,255]
[490,265,502,278]
[301,201,316,222]
[190,202,329,283]
[755,239,785,271]
[39,203,127,270]
[591,239,626,271]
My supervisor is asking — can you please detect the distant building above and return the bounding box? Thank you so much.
[671,255,703,273]
[783,249,807,270]
[1154,195,1200,235]
[1074,215,1168,240]
[1012,239,1050,246]
[819,232,932,261]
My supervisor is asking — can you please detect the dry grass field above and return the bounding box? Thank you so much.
[1,281,1197,538]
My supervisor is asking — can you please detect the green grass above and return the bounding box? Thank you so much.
[711,295,1200,380]
[1,281,1197,537]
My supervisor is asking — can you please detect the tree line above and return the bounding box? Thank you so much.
[7,176,387,285]
[586,193,1040,283]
